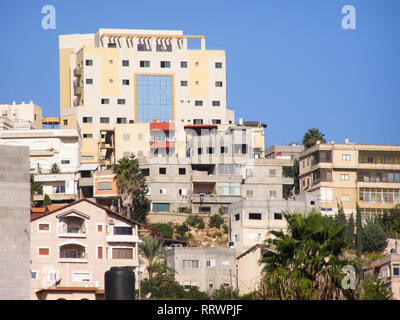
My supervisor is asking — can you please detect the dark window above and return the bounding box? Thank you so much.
[101,99,109,104]
[160,61,171,68]
[212,119,221,124]
[157,44,172,52]
[181,61,188,68]
[215,62,223,69]
[159,168,166,175]
[113,226,133,235]
[63,119,68,126]
[117,99,126,105]
[193,119,203,124]
[108,43,117,48]
[61,159,70,164]
[141,168,150,176]
[86,78,93,85]
[137,44,151,52]
[179,168,186,175]
[274,213,283,220]
[100,117,110,123]
[221,146,228,154]
[195,100,203,106]
[197,148,203,155]
[83,117,92,123]
[85,60,93,66]
[83,134,93,138]
[207,147,214,154]
[122,60,129,67]
[199,207,211,213]
[117,117,127,124]
[212,101,220,107]
[122,79,130,85]
[234,214,240,221]
[215,81,223,87]
[249,213,262,220]
[140,60,150,67]
[181,81,188,87]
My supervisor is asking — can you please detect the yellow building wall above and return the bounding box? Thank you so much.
[59,49,73,111]
[60,115,76,129]
[81,139,99,163]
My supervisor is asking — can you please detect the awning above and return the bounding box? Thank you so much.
[79,163,99,171]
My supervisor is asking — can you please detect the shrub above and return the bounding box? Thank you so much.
[222,224,228,234]
[154,223,173,239]
[209,214,224,229]
[175,223,189,238]
[186,215,204,229]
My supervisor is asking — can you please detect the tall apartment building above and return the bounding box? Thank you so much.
[59,28,234,164]
[298,140,400,217]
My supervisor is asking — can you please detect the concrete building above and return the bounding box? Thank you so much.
[59,28,234,163]
[0,101,43,130]
[30,198,141,300]
[265,143,304,160]
[0,128,82,204]
[298,139,400,217]
[365,253,400,300]
[166,246,237,294]
[0,145,31,300]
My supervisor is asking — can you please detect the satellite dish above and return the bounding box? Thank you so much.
[146,292,152,299]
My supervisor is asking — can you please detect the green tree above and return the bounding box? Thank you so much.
[30,174,43,196]
[258,211,356,300]
[334,203,347,240]
[355,203,364,257]
[138,237,167,279]
[362,220,387,253]
[113,153,150,223]
[175,223,189,239]
[212,285,239,300]
[50,163,61,173]
[358,274,393,300]
[153,223,173,239]
[43,194,52,207]
[140,274,186,299]
[186,215,204,229]
[345,213,355,248]
[302,128,327,149]
[209,214,224,229]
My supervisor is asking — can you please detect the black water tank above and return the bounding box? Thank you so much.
[105,266,135,300]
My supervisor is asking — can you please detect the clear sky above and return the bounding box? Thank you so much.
[0,0,399,147]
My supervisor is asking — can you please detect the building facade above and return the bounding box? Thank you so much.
[166,246,237,294]
[0,101,43,130]
[299,140,400,217]
[30,199,141,300]
[59,28,234,163]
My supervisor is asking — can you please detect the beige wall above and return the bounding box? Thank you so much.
[30,200,140,300]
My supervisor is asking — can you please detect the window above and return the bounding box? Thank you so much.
[249,213,262,220]
[108,43,117,48]
[82,156,94,161]
[101,98,109,104]
[234,234,240,242]
[246,190,253,197]
[63,119,68,126]
[197,148,203,155]
[207,147,215,154]
[156,44,172,52]
[97,246,103,259]
[269,169,276,177]
[117,99,126,105]
[85,59,93,66]
[160,61,171,68]
[215,81,223,87]
[181,81,188,87]
[195,81,199,86]
[393,264,400,276]
[179,168,186,175]
[183,260,200,269]
[83,117,92,123]
[117,117,127,124]
[249,233,261,241]
[109,79,114,84]
[123,134,130,141]
[160,188,167,195]
[97,224,103,232]
[341,174,349,181]
[342,154,351,161]
[152,203,170,212]
[38,223,50,231]
[215,62,223,69]
[86,78,93,84]
[195,100,203,106]
[218,182,241,195]
[31,271,38,279]
[122,79,130,85]
[109,60,113,64]
[199,207,211,213]
[61,159,70,164]
[218,164,241,175]
[112,248,133,259]
[341,194,350,202]
[123,152,130,158]
[83,134,93,138]
[141,168,150,176]
[100,117,110,123]
[270,190,277,199]
[234,213,240,221]
[122,60,129,67]
[114,226,133,235]
[38,248,50,256]
[206,259,216,268]
[179,188,187,196]
[159,167,166,174]
[195,62,199,67]
[180,61,188,68]
[140,60,150,67]
[274,213,283,220]
[193,119,203,124]
[212,119,221,124]
[137,44,150,51]
[212,101,220,107]
[221,146,228,154]
[98,180,113,191]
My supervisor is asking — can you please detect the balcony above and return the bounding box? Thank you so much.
[58,217,87,238]
[106,235,140,243]
[192,170,216,182]
[59,244,88,263]
[74,86,83,96]
[74,67,82,77]
[79,177,93,187]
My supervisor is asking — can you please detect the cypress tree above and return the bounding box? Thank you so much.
[346,212,355,248]
[356,203,363,257]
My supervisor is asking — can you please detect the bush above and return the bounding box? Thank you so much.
[212,285,239,300]
[184,286,209,300]
[154,223,173,239]
[222,224,228,234]
[186,215,205,229]
[43,194,52,207]
[209,214,224,229]
[175,223,189,238]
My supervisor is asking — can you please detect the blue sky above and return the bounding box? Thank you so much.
[0,0,399,147]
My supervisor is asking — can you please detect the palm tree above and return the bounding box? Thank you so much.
[113,154,140,217]
[302,128,327,149]
[258,210,357,300]
[138,237,168,279]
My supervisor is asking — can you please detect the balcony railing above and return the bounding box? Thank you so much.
[106,235,140,243]
[58,225,87,238]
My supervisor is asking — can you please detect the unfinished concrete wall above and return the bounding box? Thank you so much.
[0,145,30,299]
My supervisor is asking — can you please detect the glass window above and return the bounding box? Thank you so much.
[215,62,223,68]
[117,99,126,105]
[97,181,112,190]
[212,119,221,124]
[274,213,283,220]
[183,260,200,269]
[159,168,166,174]
[160,61,171,68]
[181,61,188,68]
[85,60,93,66]
[86,78,93,84]
[212,101,220,107]
[108,43,117,48]
[140,60,150,67]
[218,182,240,195]
[181,81,188,86]
[122,60,129,67]
[136,75,173,123]
[114,226,132,235]
[215,81,223,87]
[152,203,170,212]
[179,168,186,175]
[100,117,110,123]
[122,79,130,85]
[101,99,109,104]
[83,117,92,123]
[249,213,262,220]
[112,248,133,259]
[83,134,93,138]
[156,44,172,52]
[137,44,151,52]
[117,117,127,124]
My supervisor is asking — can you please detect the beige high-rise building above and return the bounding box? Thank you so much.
[299,139,400,217]
[59,28,234,164]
